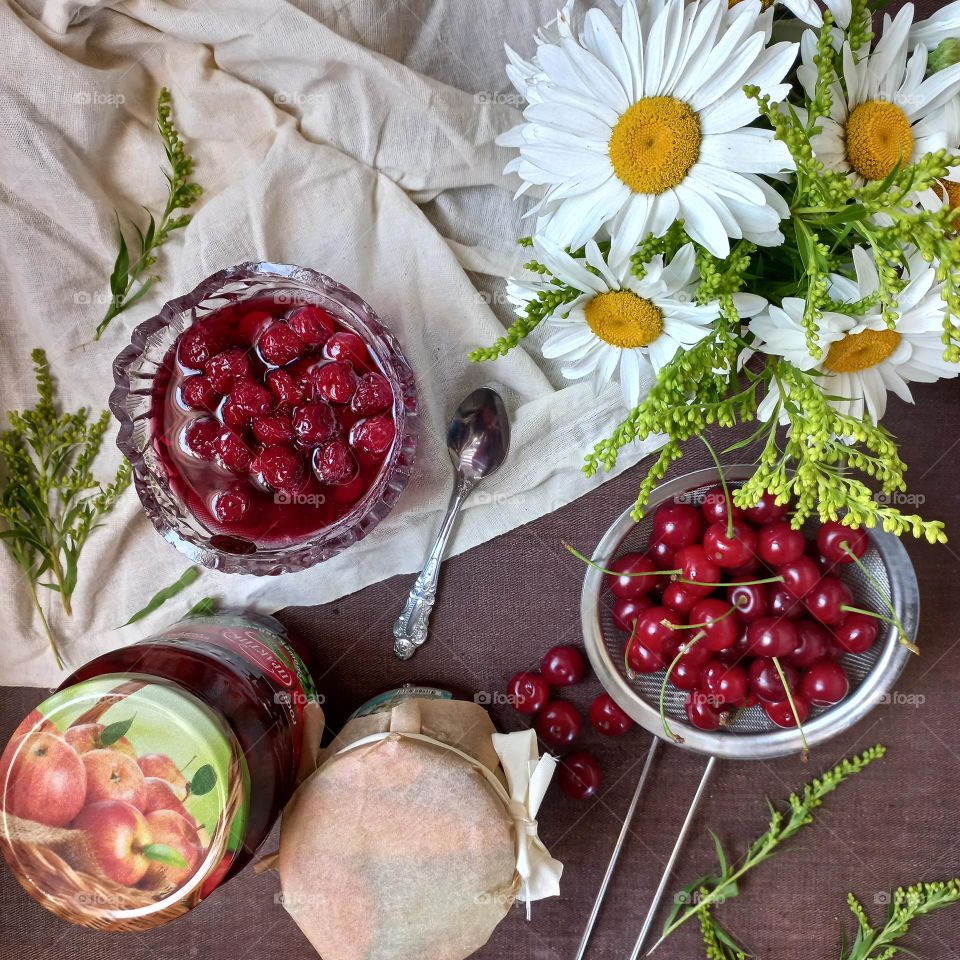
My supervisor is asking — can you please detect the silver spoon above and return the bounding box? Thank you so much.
[393,387,511,660]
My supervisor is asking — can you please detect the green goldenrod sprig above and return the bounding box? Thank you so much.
[95,87,203,340]
[657,746,887,954]
[0,350,132,667]
[841,880,960,960]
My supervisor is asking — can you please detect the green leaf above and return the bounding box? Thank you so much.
[189,763,217,797]
[187,596,217,617]
[142,843,189,869]
[709,829,728,877]
[120,566,201,626]
[99,716,134,746]
[108,217,130,297]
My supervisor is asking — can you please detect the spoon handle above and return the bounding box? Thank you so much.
[393,481,471,660]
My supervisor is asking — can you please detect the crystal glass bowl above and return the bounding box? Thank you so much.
[111,262,418,575]
[580,464,919,759]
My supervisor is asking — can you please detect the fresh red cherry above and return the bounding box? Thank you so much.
[611,596,652,633]
[589,694,634,736]
[536,701,582,748]
[804,576,853,626]
[716,624,750,666]
[763,695,810,728]
[727,581,768,623]
[702,520,758,569]
[790,620,833,668]
[726,556,762,578]
[801,660,849,705]
[689,598,738,652]
[670,657,703,690]
[834,612,880,654]
[652,501,703,549]
[541,646,587,686]
[674,633,712,666]
[646,538,675,571]
[743,490,790,525]
[817,521,870,565]
[748,657,799,703]
[767,583,805,619]
[626,639,666,674]
[558,752,602,800]
[757,521,805,566]
[633,607,682,655]
[746,617,799,658]
[607,552,658,599]
[685,690,723,731]
[507,672,550,715]
[673,544,721,598]
[701,661,749,706]
[700,486,745,525]
[663,582,699,616]
[777,556,821,599]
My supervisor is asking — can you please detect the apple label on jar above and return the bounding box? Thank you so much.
[0,675,250,931]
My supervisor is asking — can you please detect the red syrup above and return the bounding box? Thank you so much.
[152,296,398,548]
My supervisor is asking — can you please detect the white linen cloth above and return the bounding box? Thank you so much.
[0,0,660,688]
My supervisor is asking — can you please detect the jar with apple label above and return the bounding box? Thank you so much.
[0,609,319,930]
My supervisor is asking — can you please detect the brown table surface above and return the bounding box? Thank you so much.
[2,377,959,960]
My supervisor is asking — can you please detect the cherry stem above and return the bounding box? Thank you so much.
[658,631,705,744]
[565,544,784,589]
[699,435,734,540]
[772,656,809,762]
[664,604,739,631]
[624,619,641,681]
[840,543,918,655]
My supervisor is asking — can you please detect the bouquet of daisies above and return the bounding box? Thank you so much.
[474,0,960,541]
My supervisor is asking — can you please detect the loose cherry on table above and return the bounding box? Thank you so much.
[558,752,602,800]
[589,694,634,736]
[508,672,550,715]
[817,521,870,565]
[702,519,758,569]
[541,646,587,686]
[536,701,582,748]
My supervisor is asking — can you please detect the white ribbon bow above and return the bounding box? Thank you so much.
[492,729,563,919]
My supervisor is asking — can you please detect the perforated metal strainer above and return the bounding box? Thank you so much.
[575,464,919,960]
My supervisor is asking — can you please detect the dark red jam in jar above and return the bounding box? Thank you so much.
[154,296,400,546]
[0,610,318,930]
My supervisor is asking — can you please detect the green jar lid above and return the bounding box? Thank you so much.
[0,674,249,930]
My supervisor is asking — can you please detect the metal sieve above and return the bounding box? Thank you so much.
[575,464,919,959]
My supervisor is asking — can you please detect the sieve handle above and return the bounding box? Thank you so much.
[630,755,717,960]
[575,737,661,960]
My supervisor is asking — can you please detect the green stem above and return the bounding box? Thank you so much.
[699,436,734,539]
[841,544,918,654]
[772,656,809,760]
[27,578,63,670]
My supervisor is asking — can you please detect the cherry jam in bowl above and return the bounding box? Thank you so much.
[111,262,418,575]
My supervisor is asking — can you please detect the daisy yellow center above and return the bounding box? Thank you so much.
[609,97,701,194]
[823,329,901,373]
[946,179,960,210]
[845,100,914,182]
[585,291,664,348]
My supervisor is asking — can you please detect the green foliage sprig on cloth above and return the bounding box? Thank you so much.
[474,0,960,542]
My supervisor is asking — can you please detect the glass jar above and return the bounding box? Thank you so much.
[0,609,318,930]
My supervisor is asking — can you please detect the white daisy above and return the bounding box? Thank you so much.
[750,247,958,424]
[497,0,798,262]
[909,0,960,52]
[513,239,766,409]
[771,0,853,32]
[796,7,960,188]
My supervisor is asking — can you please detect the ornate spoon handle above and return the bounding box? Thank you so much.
[393,481,471,660]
